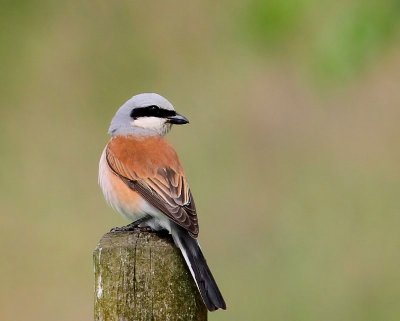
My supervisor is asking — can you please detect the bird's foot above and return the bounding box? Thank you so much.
[110,215,153,233]
[136,226,153,233]
[110,225,155,233]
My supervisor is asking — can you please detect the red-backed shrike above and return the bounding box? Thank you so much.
[99,93,226,311]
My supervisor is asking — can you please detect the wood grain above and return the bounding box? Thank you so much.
[94,230,207,321]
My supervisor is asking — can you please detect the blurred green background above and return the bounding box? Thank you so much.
[1,1,400,320]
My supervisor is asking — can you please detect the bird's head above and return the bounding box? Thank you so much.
[109,93,189,136]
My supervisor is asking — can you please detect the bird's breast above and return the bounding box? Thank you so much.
[98,148,146,221]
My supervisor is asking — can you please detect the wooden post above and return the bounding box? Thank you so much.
[94,230,207,321]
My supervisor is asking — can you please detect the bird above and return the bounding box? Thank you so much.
[98,93,226,311]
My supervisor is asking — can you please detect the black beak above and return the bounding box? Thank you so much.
[167,113,189,125]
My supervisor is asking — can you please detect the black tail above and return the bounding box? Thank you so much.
[172,226,226,311]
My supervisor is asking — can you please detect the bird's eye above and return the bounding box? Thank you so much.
[148,105,158,110]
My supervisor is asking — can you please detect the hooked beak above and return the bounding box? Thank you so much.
[167,113,189,125]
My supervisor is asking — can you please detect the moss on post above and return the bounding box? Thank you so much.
[94,230,207,321]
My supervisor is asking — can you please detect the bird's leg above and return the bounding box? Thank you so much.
[110,215,153,232]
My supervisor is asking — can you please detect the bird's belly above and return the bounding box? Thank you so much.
[99,150,146,222]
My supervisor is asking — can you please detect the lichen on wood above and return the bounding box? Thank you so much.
[94,230,207,321]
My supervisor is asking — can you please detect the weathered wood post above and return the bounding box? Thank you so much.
[94,230,207,321]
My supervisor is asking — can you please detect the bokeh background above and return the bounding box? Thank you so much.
[1,1,400,320]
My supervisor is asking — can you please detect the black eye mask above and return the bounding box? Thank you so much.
[130,105,176,119]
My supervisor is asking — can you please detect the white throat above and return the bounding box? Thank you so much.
[131,117,171,136]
